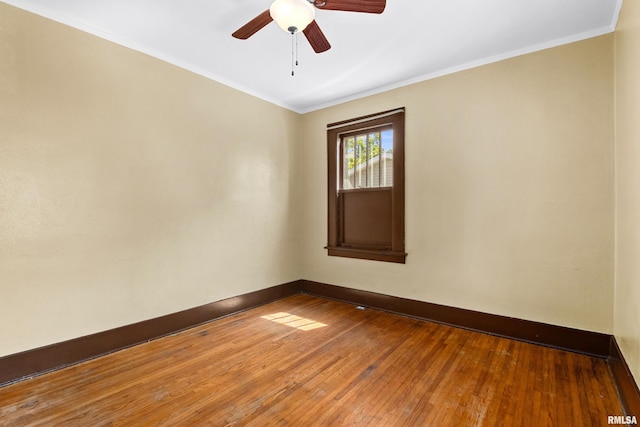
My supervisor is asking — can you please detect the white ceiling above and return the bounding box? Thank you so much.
[4,0,622,113]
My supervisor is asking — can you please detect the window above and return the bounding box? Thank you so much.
[326,108,406,263]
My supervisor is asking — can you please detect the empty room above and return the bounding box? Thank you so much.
[1,0,639,425]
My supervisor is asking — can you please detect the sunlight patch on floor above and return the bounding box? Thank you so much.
[261,312,328,331]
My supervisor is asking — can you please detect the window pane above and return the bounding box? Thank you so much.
[343,137,355,189]
[380,129,393,187]
[368,132,380,187]
[355,134,366,188]
[342,130,393,189]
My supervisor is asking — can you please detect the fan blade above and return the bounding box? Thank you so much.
[315,0,385,14]
[303,20,331,53]
[232,10,273,39]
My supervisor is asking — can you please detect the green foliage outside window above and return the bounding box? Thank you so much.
[345,132,382,171]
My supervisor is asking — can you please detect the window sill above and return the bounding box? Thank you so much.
[326,246,406,264]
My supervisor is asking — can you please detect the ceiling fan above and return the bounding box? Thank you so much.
[232,0,386,53]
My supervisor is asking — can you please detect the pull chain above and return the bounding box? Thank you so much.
[290,29,299,76]
[291,31,295,76]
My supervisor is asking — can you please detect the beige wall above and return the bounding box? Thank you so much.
[300,35,615,333]
[615,0,640,388]
[0,4,302,357]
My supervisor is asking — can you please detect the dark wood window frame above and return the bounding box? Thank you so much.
[326,108,406,263]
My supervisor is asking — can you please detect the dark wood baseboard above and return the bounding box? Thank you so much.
[300,280,611,358]
[2,277,638,417]
[609,337,640,417]
[0,281,300,387]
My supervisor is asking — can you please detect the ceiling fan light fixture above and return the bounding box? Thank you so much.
[270,0,315,34]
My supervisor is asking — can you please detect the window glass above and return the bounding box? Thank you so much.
[341,128,393,189]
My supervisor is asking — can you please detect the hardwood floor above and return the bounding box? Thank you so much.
[0,295,623,426]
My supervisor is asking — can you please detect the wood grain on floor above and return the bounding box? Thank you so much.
[0,294,623,426]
